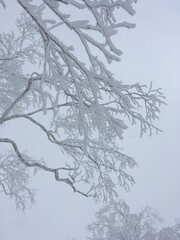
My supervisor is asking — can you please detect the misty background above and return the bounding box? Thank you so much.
[0,0,180,239]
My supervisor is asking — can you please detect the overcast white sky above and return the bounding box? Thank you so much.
[0,1,180,240]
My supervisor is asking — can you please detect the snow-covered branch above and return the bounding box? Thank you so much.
[87,200,180,240]
[0,0,165,208]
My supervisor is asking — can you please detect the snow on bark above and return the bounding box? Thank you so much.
[0,0,165,208]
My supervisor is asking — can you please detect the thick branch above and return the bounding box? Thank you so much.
[0,138,92,198]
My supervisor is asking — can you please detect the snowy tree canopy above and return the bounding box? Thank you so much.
[0,0,165,210]
[87,200,180,240]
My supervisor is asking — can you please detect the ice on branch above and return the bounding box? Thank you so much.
[0,151,36,211]
[87,200,180,240]
[0,0,165,208]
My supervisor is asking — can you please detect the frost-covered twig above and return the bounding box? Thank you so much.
[0,1,165,207]
[0,138,94,198]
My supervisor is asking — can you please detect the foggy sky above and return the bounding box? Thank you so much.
[0,1,180,239]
